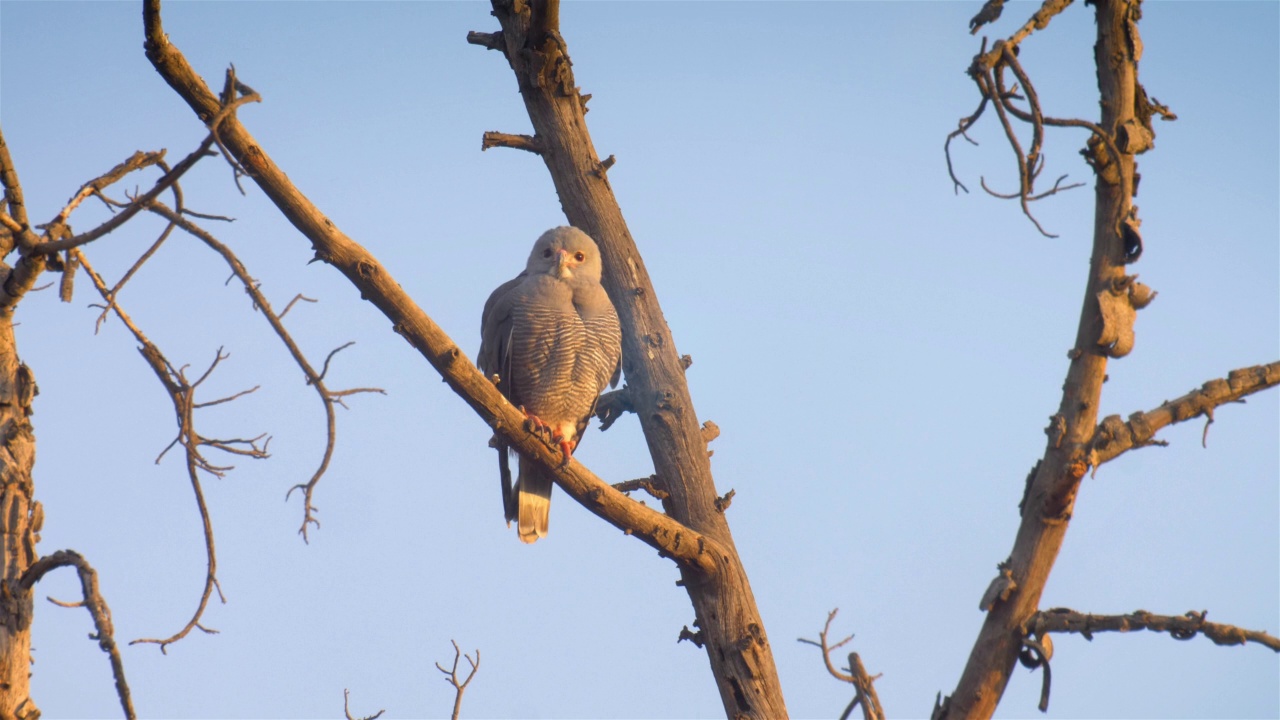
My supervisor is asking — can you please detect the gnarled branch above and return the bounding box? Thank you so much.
[1089,361,1280,467]
[1029,608,1280,652]
[22,550,136,720]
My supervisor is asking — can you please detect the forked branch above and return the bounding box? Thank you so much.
[946,0,1133,238]
[78,253,238,652]
[435,640,480,720]
[342,690,385,720]
[144,201,385,540]
[798,609,884,720]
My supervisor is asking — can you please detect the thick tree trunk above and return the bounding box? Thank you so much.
[942,2,1143,718]
[482,3,788,717]
[0,318,39,719]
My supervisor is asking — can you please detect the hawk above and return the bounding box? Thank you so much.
[479,227,622,543]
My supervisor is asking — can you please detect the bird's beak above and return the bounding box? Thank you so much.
[553,248,574,278]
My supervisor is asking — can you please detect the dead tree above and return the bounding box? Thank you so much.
[930,1,1279,717]
[142,0,786,716]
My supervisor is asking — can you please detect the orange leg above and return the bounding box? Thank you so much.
[519,406,551,438]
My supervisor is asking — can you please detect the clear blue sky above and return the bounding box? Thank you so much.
[1,1,1276,718]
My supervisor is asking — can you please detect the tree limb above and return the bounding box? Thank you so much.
[1029,608,1280,652]
[21,550,136,720]
[1089,361,1280,467]
[343,689,384,720]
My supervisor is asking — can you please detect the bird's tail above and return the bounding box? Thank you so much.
[513,455,553,543]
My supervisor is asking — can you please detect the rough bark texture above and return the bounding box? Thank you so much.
[0,318,39,719]
[481,2,787,716]
[0,124,41,720]
[941,2,1143,717]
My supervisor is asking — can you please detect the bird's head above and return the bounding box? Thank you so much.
[526,226,603,283]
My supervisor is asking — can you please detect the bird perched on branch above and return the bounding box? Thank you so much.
[479,226,622,543]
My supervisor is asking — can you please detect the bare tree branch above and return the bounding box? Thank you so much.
[435,640,480,720]
[1089,361,1280,468]
[612,475,668,500]
[342,689,384,720]
[798,609,884,720]
[21,550,136,720]
[1029,608,1280,652]
[36,137,214,255]
[481,131,544,155]
[144,200,385,540]
[465,30,505,52]
[76,253,234,652]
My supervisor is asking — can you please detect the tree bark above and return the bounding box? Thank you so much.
[942,2,1144,717]
[0,318,39,719]
[480,2,787,717]
[0,125,41,719]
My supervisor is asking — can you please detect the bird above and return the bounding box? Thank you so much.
[969,0,1004,35]
[478,226,622,543]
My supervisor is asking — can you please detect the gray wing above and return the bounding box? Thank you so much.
[478,272,526,402]
[479,272,527,525]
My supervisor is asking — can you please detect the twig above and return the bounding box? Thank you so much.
[435,640,480,720]
[22,550,136,720]
[76,253,237,652]
[280,293,317,319]
[343,689,385,720]
[798,609,885,720]
[612,475,668,500]
[145,201,385,541]
[210,65,262,194]
[37,137,214,255]
[944,94,989,194]
[50,150,167,227]
[948,6,1114,238]
[93,220,178,333]
[1029,608,1280,652]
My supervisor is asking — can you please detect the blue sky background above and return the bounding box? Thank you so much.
[1,1,1276,718]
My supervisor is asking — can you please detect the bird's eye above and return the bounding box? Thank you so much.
[542,248,553,258]
[574,251,586,262]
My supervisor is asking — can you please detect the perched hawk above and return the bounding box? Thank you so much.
[479,227,622,543]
